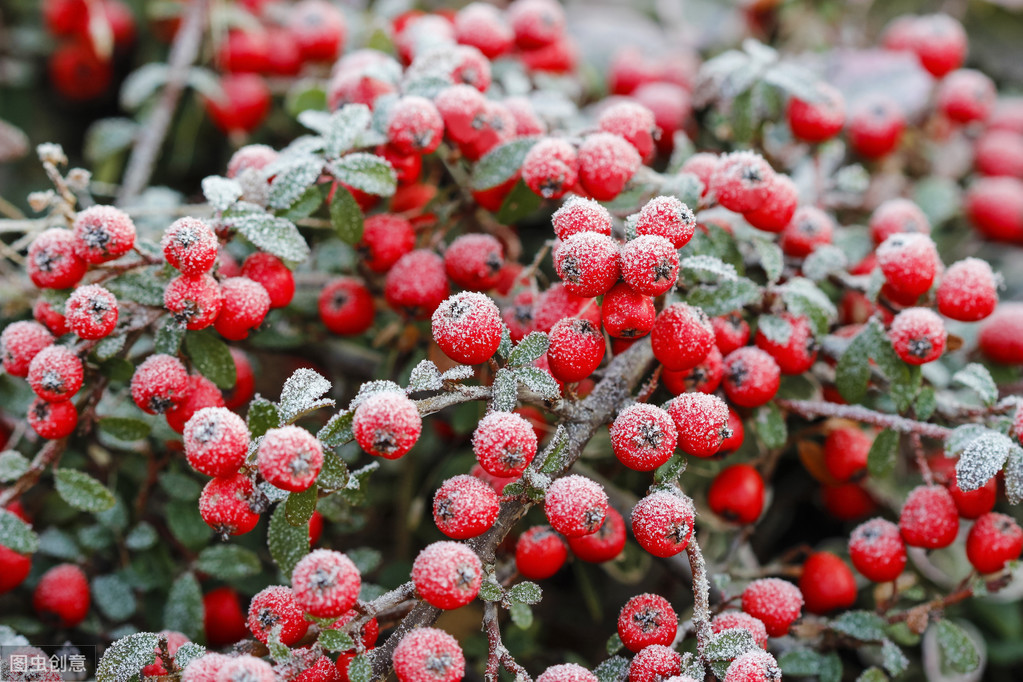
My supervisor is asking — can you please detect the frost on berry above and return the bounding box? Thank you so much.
[627,644,682,682]
[537,663,598,682]
[610,404,678,471]
[849,95,906,159]
[444,233,504,292]
[554,231,621,298]
[779,206,835,258]
[754,313,818,375]
[507,0,565,49]
[552,196,613,240]
[164,274,224,330]
[617,593,677,653]
[516,525,568,579]
[1,321,54,377]
[66,284,119,339]
[353,390,422,459]
[33,564,90,627]
[319,277,374,336]
[635,195,695,248]
[848,518,907,583]
[787,82,846,143]
[181,652,232,681]
[545,474,608,538]
[602,283,656,339]
[184,407,249,477]
[215,276,271,341]
[547,317,606,383]
[412,541,483,610]
[722,347,780,409]
[431,292,503,365]
[388,95,444,155]
[899,484,959,549]
[740,578,803,638]
[567,506,626,563]
[473,411,538,477]
[433,474,500,539]
[198,472,259,536]
[533,283,602,333]
[392,627,465,682]
[291,549,361,618]
[744,173,799,233]
[888,307,946,365]
[27,344,83,402]
[937,257,999,322]
[27,397,78,439]
[33,298,68,336]
[723,650,782,682]
[166,374,225,433]
[71,205,136,263]
[28,228,87,289]
[216,655,275,682]
[876,233,940,300]
[162,217,218,276]
[454,3,513,59]
[246,585,310,645]
[385,250,450,320]
[711,611,769,650]
[577,132,642,201]
[631,490,695,558]
[869,198,931,245]
[258,425,325,492]
[599,101,658,162]
[650,303,713,372]
[620,235,679,297]
[710,151,774,213]
[241,252,295,309]
[667,392,730,458]
[227,144,278,178]
[966,512,1023,574]
[359,214,417,274]
[435,85,488,145]
[523,138,579,200]
[978,302,1023,365]
[663,344,723,396]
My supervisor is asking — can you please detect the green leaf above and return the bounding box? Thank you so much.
[831,610,886,642]
[84,117,138,163]
[509,581,542,604]
[202,176,242,211]
[98,417,151,441]
[164,572,204,641]
[496,179,543,223]
[836,328,874,407]
[679,254,738,283]
[957,431,1013,492]
[508,332,549,367]
[285,486,319,527]
[492,368,519,413]
[279,184,325,221]
[757,314,792,345]
[318,449,350,490]
[781,277,836,337]
[54,469,116,513]
[509,600,533,629]
[880,638,909,677]
[348,655,371,682]
[320,628,356,653]
[248,398,281,438]
[125,523,158,550]
[94,334,127,361]
[606,633,624,656]
[407,360,443,392]
[233,213,311,265]
[686,277,761,317]
[513,366,562,400]
[95,632,159,682]
[539,425,568,474]
[478,579,503,602]
[166,498,212,549]
[279,368,334,424]
[195,545,261,580]
[752,236,783,284]
[347,547,381,573]
[323,104,372,158]
[269,502,309,575]
[121,63,170,110]
[184,330,237,390]
[653,452,688,485]
[330,184,364,244]
[174,642,206,671]
[329,153,397,197]
[269,156,324,209]
[915,386,937,421]
[953,363,998,407]
[707,628,760,665]
[0,450,30,483]
[802,245,848,282]
[0,509,38,554]
[779,649,827,676]
[471,137,539,190]
[856,668,888,682]
[154,317,186,355]
[105,269,168,306]
[867,429,900,478]
[754,403,787,449]
[92,574,137,621]
[593,656,629,682]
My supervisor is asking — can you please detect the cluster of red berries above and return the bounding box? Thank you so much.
[43,0,136,101]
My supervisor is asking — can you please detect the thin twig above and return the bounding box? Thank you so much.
[776,399,952,440]
[686,537,713,669]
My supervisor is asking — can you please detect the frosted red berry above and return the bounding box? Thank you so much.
[635,195,695,249]
[433,474,499,540]
[722,347,780,408]
[507,0,564,49]
[166,374,225,433]
[353,390,422,459]
[889,307,946,365]
[444,233,504,291]
[663,340,723,395]
[633,82,690,153]
[33,299,68,336]
[247,585,310,645]
[755,313,818,375]
[710,151,775,214]
[708,464,765,525]
[258,425,324,492]
[435,85,488,146]
[602,283,655,339]
[215,655,275,682]
[392,627,465,682]
[910,13,967,78]
[577,132,641,201]
[473,411,538,477]
[291,549,361,618]
[665,392,729,458]
[205,73,271,134]
[454,3,513,59]
[877,233,940,301]
[184,407,249,477]
[965,176,1023,243]
[978,303,1023,364]
[412,541,482,610]
[620,235,679,297]
[966,512,1023,574]
[617,593,677,653]
[28,228,87,289]
[743,174,799,234]
[33,563,90,627]
[227,144,278,179]
[848,518,906,583]
[651,303,714,372]
[799,551,857,615]
[719,408,745,455]
[1,321,54,378]
[319,277,375,336]
[388,96,444,156]
[631,490,695,558]
[937,69,995,124]
[567,506,626,563]
[787,83,845,143]
[610,404,678,471]
[975,129,1023,178]
[165,274,224,330]
[431,292,503,365]
[948,468,997,520]
[523,138,579,200]
[545,474,608,538]
[599,101,658,162]
[740,578,803,637]
[537,664,598,682]
[552,197,613,240]
[131,354,190,415]
[781,207,835,258]
[204,587,249,647]
[555,232,621,298]
[822,482,877,521]
[161,217,218,276]
[199,472,260,536]
[712,314,751,356]
[516,525,568,579]
[899,484,959,549]
[214,277,270,341]
[532,282,602,333]
[385,250,450,319]
[628,644,682,682]
[868,198,931,245]
[0,543,31,594]
[723,650,782,682]
[681,152,719,197]
[28,397,78,439]
[547,317,606,383]
[71,205,136,264]
[823,427,872,483]
[28,344,82,402]
[936,257,998,322]
[66,284,118,339]
[242,252,294,309]
[849,96,905,159]
[711,611,769,650]
[359,214,417,274]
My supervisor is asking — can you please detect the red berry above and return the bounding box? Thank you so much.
[711,611,768,650]
[205,73,271,134]
[392,627,465,682]
[523,138,579,199]
[28,228,87,289]
[823,427,872,483]
[710,151,775,213]
[470,463,520,495]
[799,551,857,615]
[161,217,218,275]
[183,407,249,477]
[938,69,995,124]
[599,101,658,162]
[292,549,361,618]
[242,253,295,309]
[740,578,803,637]
[620,235,679,297]
[358,214,416,273]
[632,82,690,153]
[214,277,270,341]
[681,152,719,197]
[33,563,89,627]
[779,206,834,258]
[979,303,1023,364]
[33,299,69,336]
[319,277,375,336]
[723,650,782,682]
[743,174,799,233]
[532,283,601,333]
[247,585,310,645]
[848,518,907,583]
[610,404,677,471]
[66,284,118,340]
[617,593,677,653]
[386,250,450,319]
[567,507,626,563]
[877,233,940,301]
[460,100,517,161]
[547,317,606,383]
[869,198,931,245]
[551,196,613,240]
[712,314,751,355]
[889,307,946,365]
[554,232,621,298]
[48,40,112,101]
[217,29,270,73]
[635,195,695,249]
[216,655,275,682]
[719,408,745,455]
[431,292,503,365]
[434,85,488,146]
[899,484,959,549]
[849,96,905,159]
[787,84,845,143]
[166,374,225,433]
[28,397,77,439]
[43,0,87,36]
[755,313,818,375]
[507,0,564,49]
[473,411,538,477]
[936,258,998,322]
[537,664,598,682]
[204,587,251,647]
[722,347,780,408]
[433,474,499,539]
[662,337,721,394]
[227,144,278,179]
[545,474,608,538]
[131,354,190,414]
[822,482,877,520]
[966,512,1023,574]
[974,129,1023,178]
[910,13,967,78]
[199,473,260,536]
[667,392,730,458]
[1,321,54,378]
[28,344,82,402]
[165,274,224,330]
[0,542,31,594]
[628,645,682,682]
[444,234,504,291]
[516,525,567,579]
[388,96,444,156]
[412,541,482,610]
[288,0,346,62]
[71,205,136,264]
[503,290,536,342]
[949,468,997,520]
[258,425,324,492]
[601,283,655,339]
[708,464,765,525]
[965,176,1023,243]
[296,656,344,682]
[454,3,513,59]
[651,303,714,372]
[577,132,641,201]
[353,391,422,459]
[631,490,695,558]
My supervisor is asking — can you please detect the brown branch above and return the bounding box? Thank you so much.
[0,437,68,507]
[686,537,713,669]
[776,399,952,440]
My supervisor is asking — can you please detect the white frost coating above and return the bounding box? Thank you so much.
[232,213,311,264]
[680,255,738,283]
[441,365,476,382]
[279,368,334,423]
[348,380,403,410]
[268,155,323,209]
[201,176,242,211]
[407,360,444,393]
[956,431,1014,492]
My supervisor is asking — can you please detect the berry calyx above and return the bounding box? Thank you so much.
[66,284,119,340]
[71,205,136,264]
[27,344,83,402]
[319,277,375,336]
[721,347,781,408]
[889,307,947,365]
[258,425,324,492]
[412,541,482,610]
[711,151,774,213]
[27,397,78,439]
[198,473,260,536]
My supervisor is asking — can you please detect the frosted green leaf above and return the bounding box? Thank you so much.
[831,610,886,641]
[92,574,137,621]
[867,429,899,478]
[348,655,371,682]
[324,105,372,157]
[606,633,623,655]
[285,486,318,527]
[297,109,333,135]
[195,545,261,580]
[680,255,738,283]
[441,366,475,383]
[268,502,309,574]
[754,403,787,449]
[0,509,38,554]
[96,632,159,682]
[348,380,403,410]
[93,334,126,361]
[752,236,783,284]
[659,172,702,209]
[166,498,212,549]
[594,656,630,682]
[106,268,168,306]
[407,360,443,393]
[174,642,206,670]
[202,175,243,211]
[164,572,203,640]
[154,317,186,355]
[936,620,979,674]
[508,332,549,367]
[85,118,138,163]
[856,667,887,682]
[320,628,355,653]
[956,431,1013,492]
[513,366,561,401]
[478,579,503,602]
[318,410,354,448]
[0,450,29,483]
[509,581,542,604]
[802,245,847,282]
[38,527,79,560]
[945,423,988,456]
[509,601,533,629]
[915,386,937,420]
[497,324,513,359]
[402,74,450,99]
[248,398,281,439]
[318,449,350,490]
[913,176,961,227]
[471,137,539,191]
[184,330,236,390]
[347,547,382,573]
[880,638,908,676]
[952,364,998,407]
[269,155,323,209]
[124,523,157,551]
[280,368,334,423]
[55,469,116,513]
[233,212,310,264]
[330,184,364,244]
[653,452,688,484]
[497,179,543,223]
[279,184,324,221]
[781,277,836,336]
[329,153,397,197]
[120,63,169,110]
[492,368,519,413]
[757,314,792,345]
[686,277,761,317]
[779,649,826,676]
[185,66,221,100]
[762,62,819,101]
[98,417,150,442]
[1005,448,1023,505]
[707,628,759,665]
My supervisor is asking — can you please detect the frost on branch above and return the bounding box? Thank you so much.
[278,369,335,424]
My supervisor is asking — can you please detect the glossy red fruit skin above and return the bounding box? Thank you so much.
[849,96,905,159]
[755,313,818,375]
[966,512,1023,574]
[899,484,959,549]
[72,205,136,264]
[387,96,444,156]
[28,228,87,290]
[787,84,845,143]
[28,397,78,439]
[319,277,374,336]
[203,587,250,647]
[721,347,781,408]
[214,277,271,341]
[979,303,1023,364]
[49,41,112,101]
[473,411,538,478]
[205,74,271,134]
[34,564,90,627]
[0,544,31,594]
[741,578,803,637]
[651,303,714,372]
[822,482,877,520]
[823,427,872,483]
[6,322,61,380]
[663,345,723,396]
[799,551,857,615]
[515,526,568,579]
[547,317,606,383]
[392,627,465,682]
[412,541,482,610]
[567,506,626,563]
[617,593,677,653]
[353,391,422,460]
[708,464,765,525]
[166,374,225,434]
[631,490,695,558]
[601,283,656,339]
[848,518,906,583]
[164,274,223,331]
[719,409,745,455]
[779,206,835,258]
[948,469,997,520]
[242,253,295,309]
[66,285,119,340]
[712,314,751,355]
